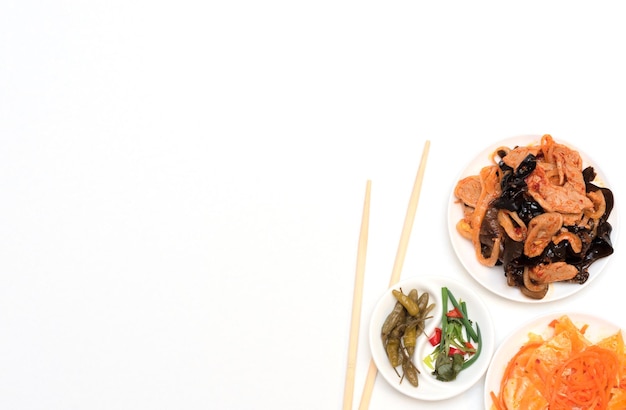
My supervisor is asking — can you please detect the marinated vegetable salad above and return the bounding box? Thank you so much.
[489,315,626,409]
[424,287,481,381]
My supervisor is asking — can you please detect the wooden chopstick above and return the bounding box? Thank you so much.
[358,140,431,409]
[342,179,372,410]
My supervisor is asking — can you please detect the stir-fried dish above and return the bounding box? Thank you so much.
[454,134,614,299]
[490,315,626,410]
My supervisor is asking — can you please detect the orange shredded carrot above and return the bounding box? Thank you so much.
[580,323,589,334]
[489,315,625,410]
[492,340,544,409]
[545,345,619,410]
[489,391,504,410]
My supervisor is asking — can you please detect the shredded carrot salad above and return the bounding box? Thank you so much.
[490,315,626,410]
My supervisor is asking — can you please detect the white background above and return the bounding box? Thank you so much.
[1,1,625,409]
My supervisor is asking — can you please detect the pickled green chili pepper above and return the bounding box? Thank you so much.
[402,356,419,387]
[385,336,402,367]
[392,289,420,316]
[387,324,406,368]
[421,303,436,320]
[380,288,435,388]
[381,301,405,343]
[408,288,418,305]
[417,292,429,314]
[403,323,417,355]
[403,315,428,356]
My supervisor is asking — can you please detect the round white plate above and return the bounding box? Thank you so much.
[483,311,621,410]
[369,275,495,401]
[447,135,619,303]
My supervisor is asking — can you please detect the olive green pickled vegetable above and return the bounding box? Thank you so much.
[392,289,420,316]
[402,356,419,387]
[385,336,402,367]
[381,302,405,344]
[417,292,429,313]
[408,288,418,305]
[421,303,435,319]
[380,287,433,388]
[403,323,417,355]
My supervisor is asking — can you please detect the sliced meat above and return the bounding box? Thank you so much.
[498,210,527,242]
[528,262,579,284]
[471,165,502,266]
[501,145,541,171]
[524,212,563,257]
[525,165,593,215]
[552,230,583,254]
[454,175,481,208]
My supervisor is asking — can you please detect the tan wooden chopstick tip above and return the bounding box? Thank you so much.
[342,179,371,410]
[358,139,430,410]
[389,139,430,287]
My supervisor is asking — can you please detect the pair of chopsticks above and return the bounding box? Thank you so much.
[342,140,431,410]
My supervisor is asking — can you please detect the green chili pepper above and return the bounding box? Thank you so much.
[408,288,418,305]
[402,356,419,387]
[403,323,417,355]
[381,301,405,341]
[386,336,402,367]
[392,289,420,317]
[417,292,429,314]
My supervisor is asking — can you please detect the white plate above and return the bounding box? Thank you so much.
[483,312,621,410]
[447,135,619,303]
[369,275,495,401]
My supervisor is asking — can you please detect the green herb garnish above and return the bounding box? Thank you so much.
[424,287,482,381]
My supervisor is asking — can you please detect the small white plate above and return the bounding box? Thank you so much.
[447,135,619,303]
[369,275,495,401]
[483,312,621,410]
